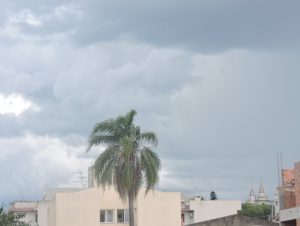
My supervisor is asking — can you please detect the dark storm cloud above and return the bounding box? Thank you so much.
[43,0,300,51]
[0,0,299,202]
[2,0,300,51]
[81,0,300,51]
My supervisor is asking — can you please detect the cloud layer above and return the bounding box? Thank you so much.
[0,0,299,203]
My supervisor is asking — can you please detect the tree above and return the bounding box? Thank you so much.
[210,191,217,200]
[0,206,29,226]
[238,203,272,218]
[87,110,161,226]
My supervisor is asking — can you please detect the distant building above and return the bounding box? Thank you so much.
[277,161,300,226]
[9,201,39,226]
[9,188,81,226]
[247,181,272,205]
[181,196,241,225]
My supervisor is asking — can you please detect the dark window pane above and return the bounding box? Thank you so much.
[117,210,124,223]
[100,210,105,222]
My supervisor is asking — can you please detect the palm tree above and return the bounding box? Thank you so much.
[86,110,161,226]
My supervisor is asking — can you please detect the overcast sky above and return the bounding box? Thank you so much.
[0,0,300,204]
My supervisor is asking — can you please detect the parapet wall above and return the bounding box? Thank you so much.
[186,214,278,226]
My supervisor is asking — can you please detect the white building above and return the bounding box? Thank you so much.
[9,201,39,226]
[181,196,241,225]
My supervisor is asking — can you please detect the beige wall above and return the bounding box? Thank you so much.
[54,187,128,226]
[137,189,181,226]
[48,186,180,226]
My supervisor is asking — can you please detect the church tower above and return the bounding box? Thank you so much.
[247,180,271,205]
[256,180,268,204]
[248,187,256,203]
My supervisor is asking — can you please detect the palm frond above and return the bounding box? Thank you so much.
[86,134,118,152]
[87,119,119,152]
[91,119,116,135]
[87,109,161,205]
[138,131,158,147]
[140,147,161,193]
[94,145,119,186]
[125,109,137,127]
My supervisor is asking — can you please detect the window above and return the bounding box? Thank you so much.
[117,209,129,223]
[100,210,114,223]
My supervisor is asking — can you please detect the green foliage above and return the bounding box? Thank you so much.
[87,109,160,198]
[87,110,161,226]
[238,203,272,217]
[0,206,29,226]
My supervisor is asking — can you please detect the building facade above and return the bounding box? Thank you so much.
[278,161,300,226]
[9,201,39,226]
[10,186,181,226]
[181,196,241,225]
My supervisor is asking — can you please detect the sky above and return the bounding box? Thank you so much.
[0,0,300,203]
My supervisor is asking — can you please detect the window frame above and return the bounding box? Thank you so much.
[117,209,129,223]
[100,209,114,223]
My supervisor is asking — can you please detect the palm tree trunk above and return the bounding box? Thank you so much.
[128,192,135,226]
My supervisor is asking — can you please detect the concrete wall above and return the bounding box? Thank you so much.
[37,201,49,226]
[185,198,241,224]
[48,196,56,226]
[280,206,300,222]
[183,211,194,225]
[295,162,300,226]
[186,214,278,226]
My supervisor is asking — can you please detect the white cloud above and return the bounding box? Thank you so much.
[0,133,92,201]
[8,9,42,27]
[0,9,42,41]
[0,93,39,117]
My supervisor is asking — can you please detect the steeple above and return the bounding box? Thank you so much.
[257,179,267,202]
[247,179,270,205]
[249,188,256,203]
[248,182,256,203]
[259,179,264,194]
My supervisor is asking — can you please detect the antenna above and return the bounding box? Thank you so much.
[277,152,284,187]
[277,152,280,186]
[280,152,283,186]
[74,171,88,188]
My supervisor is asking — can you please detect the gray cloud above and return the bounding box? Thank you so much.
[0,0,299,203]
[2,1,300,51]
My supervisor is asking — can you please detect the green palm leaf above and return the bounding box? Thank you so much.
[87,110,160,226]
